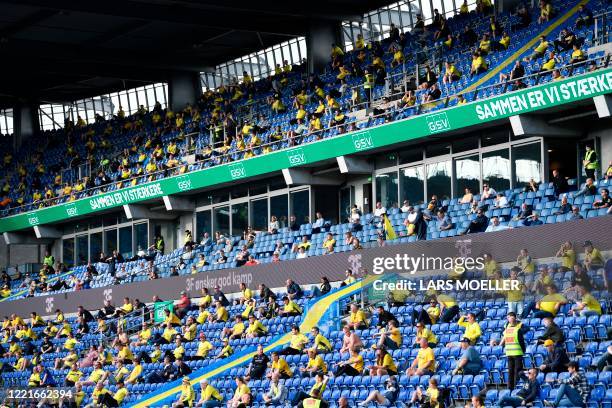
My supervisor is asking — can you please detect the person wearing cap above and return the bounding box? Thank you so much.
[215,338,233,359]
[495,312,527,390]
[196,379,223,407]
[173,377,195,408]
[583,240,605,271]
[498,368,540,407]
[540,339,569,373]
[0,284,10,298]
[453,337,482,375]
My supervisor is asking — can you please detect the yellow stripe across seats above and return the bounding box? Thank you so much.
[462,0,592,93]
[132,275,378,408]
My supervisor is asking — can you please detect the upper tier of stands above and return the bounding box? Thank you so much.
[0,0,609,217]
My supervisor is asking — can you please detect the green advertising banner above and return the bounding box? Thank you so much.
[1,68,610,233]
[153,301,174,324]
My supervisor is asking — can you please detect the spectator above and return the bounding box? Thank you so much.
[569,206,583,220]
[544,361,590,407]
[359,375,399,406]
[539,316,566,344]
[540,339,570,373]
[593,188,611,208]
[285,279,303,299]
[583,240,605,270]
[554,195,572,215]
[196,379,223,407]
[462,208,489,234]
[575,178,596,197]
[406,338,435,376]
[496,312,527,390]
[262,373,287,406]
[453,337,482,375]
[334,347,364,376]
[522,212,543,226]
[551,169,570,195]
[498,368,541,407]
[486,216,510,232]
[575,4,593,29]
[571,285,602,317]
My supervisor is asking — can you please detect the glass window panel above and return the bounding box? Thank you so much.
[63,238,74,268]
[119,226,133,259]
[482,149,511,192]
[90,232,102,263]
[134,223,148,254]
[426,160,452,200]
[105,228,117,255]
[196,210,212,241]
[290,190,310,226]
[400,166,425,205]
[250,199,268,232]
[76,235,88,265]
[213,206,230,236]
[482,130,509,147]
[513,142,542,188]
[375,171,399,209]
[231,202,249,236]
[454,155,480,199]
[270,194,288,229]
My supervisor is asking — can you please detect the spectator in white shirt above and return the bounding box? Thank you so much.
[312,212,325,233]
[400,200,411,213]
[480,184,497,201]
[374,202,387,217]
[485,216,510,232]
[494,193,509,208]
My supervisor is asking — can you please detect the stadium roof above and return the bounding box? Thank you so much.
[0,0,390,107]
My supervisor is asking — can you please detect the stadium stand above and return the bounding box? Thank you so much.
[0,0,611,406]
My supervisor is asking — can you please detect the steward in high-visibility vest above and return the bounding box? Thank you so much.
[498,312,527,391]
[583,145,599,180]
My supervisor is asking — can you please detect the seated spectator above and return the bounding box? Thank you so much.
[486,216,510,232]
[268,352,293,379]
[299,348,327,377]
[540,339,570,373]
[574,178,596,197]
[196,379,223,407]
[322,233,336,254]
[462,208,489,234]
[583,240,605,270]
[460,188,473,204]
[456,313,482,345]
[569,205,583,220]
[334,347,364,376]
[262,373,287,406]
[543,361,590,407]
[359,376,399,406]
[410,377,441,407]
[498,368,541,407]
[522,284,567,318]
[593,188,611,208]
[453,337,482,375]
[286,279,303,299]
[470,51,488,76]
[522,212,543,226]
[373,320,402,351]
[340,326,363,354]
[571,285,602,317]
[493,192,509,208]
[292,236,311,253]
[435,210,453,231]
[538,316,565,344]
[575,4,593,29]
[244,345,269,381]
[406,338,435,375]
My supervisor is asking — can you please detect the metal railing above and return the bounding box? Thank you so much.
[593,11,611,46]
[2,56,609,217]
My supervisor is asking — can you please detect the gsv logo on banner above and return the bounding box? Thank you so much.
[229,163,247,179]
[28,216,39,226]
[426,112,451,134]
[352,132,374,151]
[65,204,78,217]
[176,175,192,191]
[286,148,306,166]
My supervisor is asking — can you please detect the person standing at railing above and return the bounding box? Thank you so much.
[363,70,374,107]
[575,4,593,29]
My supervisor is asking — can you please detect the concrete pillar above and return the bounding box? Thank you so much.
[12,100,40,150]
[168,71,201,112]
[307,20,343,74]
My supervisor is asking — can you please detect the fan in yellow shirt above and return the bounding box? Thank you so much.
[334,348,364,376]
[215,339,233,359]
[369,348,398,376]
[280,325,309,354]
[299,349,328,376]
[310,327,332,352]
[346,303,368,330]
[245,315,268,338]
[269,352,293,379]
[197,379,223,405]
[407,338,435,375]
[456,313,482,344]
[193,333,214,360]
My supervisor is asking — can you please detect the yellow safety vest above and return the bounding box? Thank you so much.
[503,323,523,356]
[585,150,599,170]
[364,74,374,89]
